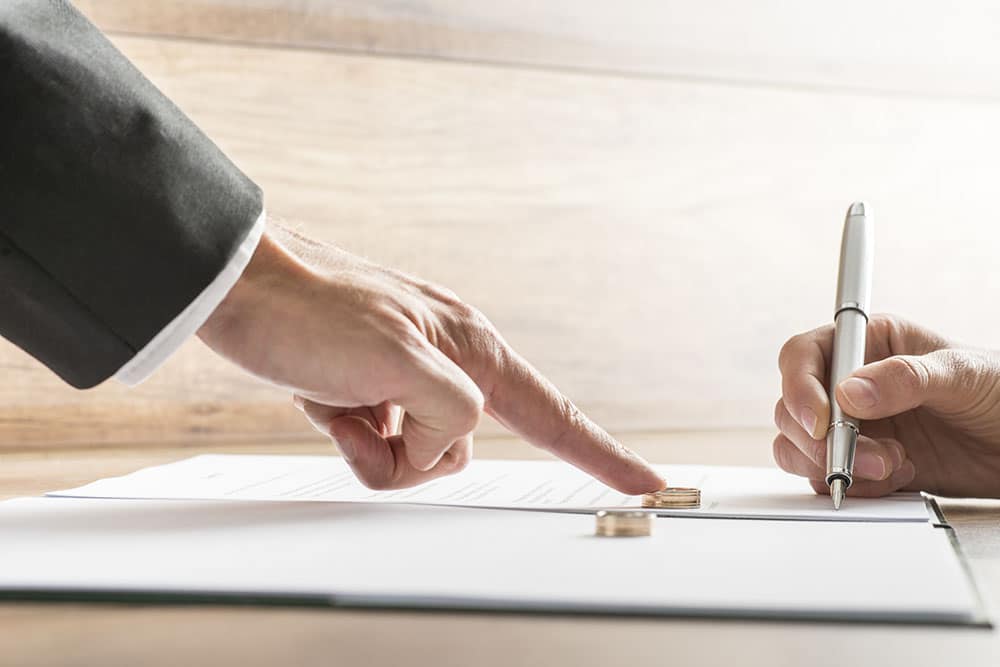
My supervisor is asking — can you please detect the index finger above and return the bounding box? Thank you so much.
[483,345,665,495]
[778,325,834,440]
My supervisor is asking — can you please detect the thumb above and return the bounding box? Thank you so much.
[836,349,987,419]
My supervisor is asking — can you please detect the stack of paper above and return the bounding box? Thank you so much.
[49,455,931,522]
[0,455,983,625]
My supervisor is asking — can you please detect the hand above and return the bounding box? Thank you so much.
[774,314,1000,498]
[199,220,665,494]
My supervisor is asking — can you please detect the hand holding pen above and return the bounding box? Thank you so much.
[772,205,1000,499]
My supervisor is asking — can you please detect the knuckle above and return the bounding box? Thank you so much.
[445,442,473,473]
[459,304,500,342]
[446,298,478,322]
[446,300,496,342]
[870,313,944,357]
[890,355,931,394]
[455,403,483,435]
[772,435,790,470]
[864,314,898,362]
[866,314,895,343]
[387,315,425,347]
[443,302,504,379]
[372,308,425,352]
[773,399,785,430]
[457,379,486,422]
[448,388,484,436]
[351,467,394,491]
[777,336,801,368]
[869,312,902,332]
[382,320,435,367]
[778,328,825,371]
[421,281,463,306]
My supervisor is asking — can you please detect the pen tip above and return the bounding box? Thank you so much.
[848,201,867,217]
[830,478,846,511]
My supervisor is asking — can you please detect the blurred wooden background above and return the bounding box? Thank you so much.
[3,0,1000,452]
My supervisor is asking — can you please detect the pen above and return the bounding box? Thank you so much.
[826,202,874,510]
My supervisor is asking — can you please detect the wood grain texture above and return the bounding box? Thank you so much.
[3,601,996,667]
[0,438,999,667]
[75,0,1000,100]
[5,33,1000,448]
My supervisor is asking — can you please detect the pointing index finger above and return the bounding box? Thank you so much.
[482,346,665,495]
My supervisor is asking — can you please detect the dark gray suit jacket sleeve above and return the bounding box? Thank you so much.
[0,0,263,388]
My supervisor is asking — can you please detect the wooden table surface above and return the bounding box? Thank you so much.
[3,432,1000,667]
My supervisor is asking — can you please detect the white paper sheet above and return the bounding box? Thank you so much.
[49,455,930,522]
[0,497,977,623]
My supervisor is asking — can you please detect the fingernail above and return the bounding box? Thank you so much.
[898,460,917,486]
[886,440,906,470]
[840,377,879,410]
[293,395,305,411]
[854,451,888,480]
[335,436,356,463]
[799,407,818,437]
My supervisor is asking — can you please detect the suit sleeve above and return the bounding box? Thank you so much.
[0,0,263,388]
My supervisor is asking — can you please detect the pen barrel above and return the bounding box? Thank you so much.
[826,308,866,483]
[835,204,874,314]
[828,309,867,427]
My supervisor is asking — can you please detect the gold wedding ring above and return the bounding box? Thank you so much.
[642,487,701,509]
[594,510,653,537]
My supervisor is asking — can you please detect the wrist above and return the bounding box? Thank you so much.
[198,222,303,344]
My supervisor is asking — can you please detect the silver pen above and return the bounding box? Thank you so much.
[826,202,874,510]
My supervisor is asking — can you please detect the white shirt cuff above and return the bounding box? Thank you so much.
[114,209,267,387]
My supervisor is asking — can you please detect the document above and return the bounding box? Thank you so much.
[0,497,979,624]
[49,455,931,522]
